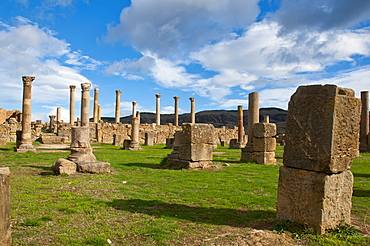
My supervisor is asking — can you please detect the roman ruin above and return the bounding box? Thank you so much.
[173,96,180,126]
[253,115,276,164]
[241,92,259,161]
[16,76,36,153]
[93,88,99,123]
[189,97,195,124]
[69,85,76,125]
[115,90,122,123]
[360,91,369,152]
[156,94,161,125]
[166,123,215,169]
[230,105,247,149]
[277,84,360,234]
[80,83,91,127]
[122,111,143,150]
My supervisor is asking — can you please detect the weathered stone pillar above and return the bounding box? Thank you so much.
[240,92,259,161]
[360,91,369,151]
[77,117,81,126]
[277,85,361,234]
[124,112,143,150]
[98,105,102,122]
[17,76,36,152]
[237,105,244,143]
[189,97,195,124]
[0,167,11,246]
[93,88,99,123]
[173,96,180,126]
[80,83,91,127]
[132,101,137,118]
[49,115,56,131]
[156,94,161,125]
[253,115,276,164]
[69,85,76,125]
[56,107,62,123]
[67,126,96,163]
[115,90,122,123]
[144,132,154,146]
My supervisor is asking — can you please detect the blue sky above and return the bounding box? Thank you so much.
[1,0,370,122]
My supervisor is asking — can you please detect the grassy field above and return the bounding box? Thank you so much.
[0,143,369,245]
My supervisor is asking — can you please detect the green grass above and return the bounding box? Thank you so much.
[0,142,369,245]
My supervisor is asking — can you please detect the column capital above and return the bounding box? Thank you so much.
[22,76,35,86]
[156,94,161,98]
[116,90,122,95]
[94,88,99,92]
[132,101,137,106]
[173,96,180,100]
[81,83,91,91]
[238,105,243,110]
[49,115,56,120]
[189,97,195,102]
[69,85,76,91]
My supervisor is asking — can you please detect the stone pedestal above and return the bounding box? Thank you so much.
[113,134,122,146]
[277,84,360,234]
[277,166,353,234]
[67,126,96,163]
[166,123,214,169]
[144,132,154,146]
[0,167,11,246]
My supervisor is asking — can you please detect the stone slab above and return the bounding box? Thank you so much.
[51,158,76,175]
[178,143,213,161]
[254,151,276,164]
[181,123,215,144]
[253,122,276,138]
[166,158,212,169]
[283,85,361,173]
[277,166,353,234]
[253,137,276,152]
[77,161,111,173]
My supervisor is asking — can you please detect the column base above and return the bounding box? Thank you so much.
[15,144,36,153]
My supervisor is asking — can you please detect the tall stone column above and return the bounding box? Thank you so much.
[241,92,259,161]
[124,112,143,150]
[132,101,137,118]
[115,90,122,123]
[69,85,76,125]
[156,94,161,125]
[80,83,91,127]
[237,105,244,143]
[0,167,11,245]
[248,92,259,144]
[17,76,36,152]
[93,88,99,123]
[98,105,101,122]
[56,107,62,123]
[173,96,180,126]
[360,91,369,151]
[189,97,195,124]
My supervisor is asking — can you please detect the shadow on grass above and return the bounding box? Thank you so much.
[353,173,370,178]
[106,198,275,228]
[120,162,164,169]
[353,189,370,197]
[26,165,54,176]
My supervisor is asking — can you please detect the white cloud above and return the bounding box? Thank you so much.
[107,0,260,59]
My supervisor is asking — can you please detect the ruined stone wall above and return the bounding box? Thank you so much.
[0,108,21,124]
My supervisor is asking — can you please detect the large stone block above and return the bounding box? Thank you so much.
[253,122,276,138]
[277,166,353,234]
[181,123,215,144]
[51,158,76,175]
[77,161,111,173]
[0,167,11,246]
[253,137,276,152]
[284,85,361,173]
[166,159,212,169]
[254,151,276,164]
[178,143,213,161]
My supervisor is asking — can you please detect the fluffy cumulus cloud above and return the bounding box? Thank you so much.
[107,0,370,109]
[0,18,95,114]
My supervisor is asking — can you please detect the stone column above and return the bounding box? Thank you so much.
[156,94,161,125]
[115,90,122,123]
[360,91,369,151]
[69,85,76,125]
[277,85,361,234]
[125,112,143,150]
[247,92,259,144]
[0,167,11,246]
[189,97,195,124]
[237,105,244,143]
[67,126,97,163]
[98,105,101,122]
[240,92,259,161]
[173,96,180,126]
[56,107,62,123]
[17,76,36,152]
[93,88,99,123]
[132,101,137,118]
[80,83,91,127]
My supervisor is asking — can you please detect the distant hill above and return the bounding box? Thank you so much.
[101,107,287,134]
